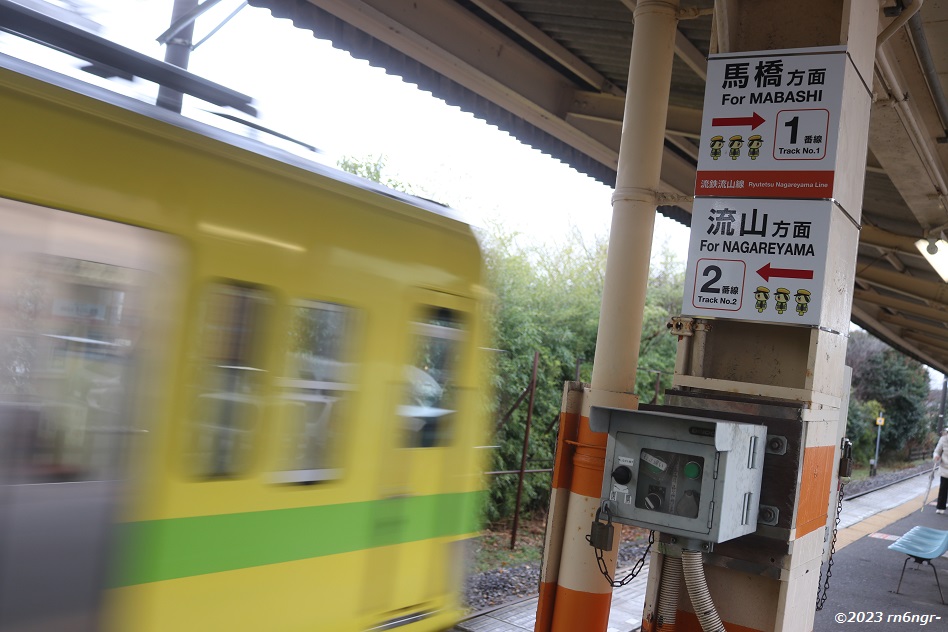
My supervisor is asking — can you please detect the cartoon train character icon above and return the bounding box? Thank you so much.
[747,134,763,159]
[710,135,724,160]
[728,135,743,160]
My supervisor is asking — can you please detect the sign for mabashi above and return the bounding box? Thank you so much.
[695,46,847,199]
[682,198,832,326]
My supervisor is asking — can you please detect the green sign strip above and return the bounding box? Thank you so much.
[111,490,485,587]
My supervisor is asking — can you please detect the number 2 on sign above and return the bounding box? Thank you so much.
[692,259,745,312]
[700,265,722,293]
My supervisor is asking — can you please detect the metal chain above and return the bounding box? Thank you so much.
[815,481,845,611]
[590,529,655,588]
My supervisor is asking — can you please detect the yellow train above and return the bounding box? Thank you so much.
[0,53,489,632]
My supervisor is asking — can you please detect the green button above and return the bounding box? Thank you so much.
[684,461,702,479]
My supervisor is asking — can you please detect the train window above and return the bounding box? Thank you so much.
[400,306,466,448]
[191,284,270,478]
[0,254,147,482]
[274,301,357,484]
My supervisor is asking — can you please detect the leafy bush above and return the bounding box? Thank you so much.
[478,225,683,522]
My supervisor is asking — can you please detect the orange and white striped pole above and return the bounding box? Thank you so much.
[535,2,681,631]
[535,382,583,632]
[536,385,636,631]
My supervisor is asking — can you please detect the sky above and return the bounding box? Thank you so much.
[9,0,691,255]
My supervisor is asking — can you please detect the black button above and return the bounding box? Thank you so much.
[612,465,632,485]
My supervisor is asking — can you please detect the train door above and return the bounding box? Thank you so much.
[0,198,180,632]
[364,291,473,626]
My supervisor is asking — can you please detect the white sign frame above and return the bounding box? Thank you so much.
[682,199,833,326]
[695,46,847,199]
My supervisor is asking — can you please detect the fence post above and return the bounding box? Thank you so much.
[511,351,539,549]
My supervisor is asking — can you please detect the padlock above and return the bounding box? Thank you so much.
[589,506,615,551]
[838,438,853,479]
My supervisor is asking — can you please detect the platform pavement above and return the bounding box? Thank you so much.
[454,473,942,632]
[813,477,948,630]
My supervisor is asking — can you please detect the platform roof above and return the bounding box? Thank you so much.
[254,0,948,374]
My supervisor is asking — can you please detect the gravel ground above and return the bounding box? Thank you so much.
[463,464,934,613]
[463,535,652,612]
[841,462,933,498]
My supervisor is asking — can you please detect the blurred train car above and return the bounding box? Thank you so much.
[0,53,490,632]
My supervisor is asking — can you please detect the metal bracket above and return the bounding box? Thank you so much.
[659,534,714,556]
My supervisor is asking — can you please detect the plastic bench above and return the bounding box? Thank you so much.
[888,526,948,604]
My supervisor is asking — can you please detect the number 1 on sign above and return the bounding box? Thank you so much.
[784,116,799,144]
[773,108,829,160]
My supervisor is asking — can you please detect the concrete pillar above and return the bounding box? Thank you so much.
[641,2,878,632]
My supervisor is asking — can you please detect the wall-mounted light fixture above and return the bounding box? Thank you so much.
[915,238,948,282]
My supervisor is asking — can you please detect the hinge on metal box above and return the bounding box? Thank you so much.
[713,452,721,479]
[707,500,715,530]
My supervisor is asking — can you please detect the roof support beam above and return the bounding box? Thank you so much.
[664,134,699,161]
[859,226,917,274]
[854,288,948,322]
[569,92,703,138]
[877,312,948,336]
[858,264,948,305]
[904,331,948,353]
[881,250,907,273]
[860,225,924,254]
[851,304,948,373]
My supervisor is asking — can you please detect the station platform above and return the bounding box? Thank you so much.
[455,472,944,632]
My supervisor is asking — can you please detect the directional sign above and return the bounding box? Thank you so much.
[695,46,847,199]
[755,263,814,282]
[711,112,766,130]
[682,199,832,325]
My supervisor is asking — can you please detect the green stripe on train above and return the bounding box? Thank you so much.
[111,490,485,587]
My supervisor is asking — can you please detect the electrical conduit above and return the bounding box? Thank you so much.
[656,555,682,631]
[681,550,726,632]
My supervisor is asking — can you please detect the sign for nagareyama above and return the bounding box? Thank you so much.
[682,198,833,326]
[695,46,848,199]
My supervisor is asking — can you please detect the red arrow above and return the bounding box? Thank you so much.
[711,112,766,130]
[757,263,814,282]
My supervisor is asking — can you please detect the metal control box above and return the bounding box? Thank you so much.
[591,407,767,543]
